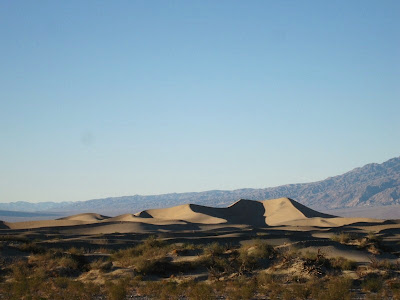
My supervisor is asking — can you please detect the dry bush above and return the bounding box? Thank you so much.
[68,247,86,255]
[16,242,46,254]
[89,258,113,272]
[226,277,256,300]
[330,257,357,270]
[111,236,170,268]
[106,277,129,300]
[318,277,353,300]
[331,232,354,244]
[362,274,384,293]
[186,282,215,300]
[0,235,28,242]
[203,242,227,257]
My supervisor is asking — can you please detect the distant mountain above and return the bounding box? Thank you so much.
[1,156,399,216]
[0,201,71,212]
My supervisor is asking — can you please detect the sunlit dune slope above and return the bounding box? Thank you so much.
[58,213,110,222]
[135,197,336,226]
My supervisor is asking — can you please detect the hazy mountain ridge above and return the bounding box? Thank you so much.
[1,156,399,216]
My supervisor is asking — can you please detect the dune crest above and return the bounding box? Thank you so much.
[58,213,110,222]
[133,197,335,227]
[135,203,227,224]
[260,197,334,225]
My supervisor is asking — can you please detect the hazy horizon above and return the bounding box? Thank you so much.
[1,1,399,203]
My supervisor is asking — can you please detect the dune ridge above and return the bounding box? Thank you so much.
[58,213,110,222]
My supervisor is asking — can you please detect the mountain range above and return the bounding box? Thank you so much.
[1,156,399,217]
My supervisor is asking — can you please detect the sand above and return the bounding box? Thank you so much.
[1,197,399,266]
[1,197,390,231]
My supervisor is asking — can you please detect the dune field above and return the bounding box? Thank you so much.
[1,198,399,261]
[1,197,400,299]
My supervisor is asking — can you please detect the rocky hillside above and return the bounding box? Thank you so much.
[1,156,399,215]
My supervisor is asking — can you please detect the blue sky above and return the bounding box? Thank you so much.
[1,1,399,203]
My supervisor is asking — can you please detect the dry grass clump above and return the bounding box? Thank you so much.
[331,232,355,244]
[89,258,113,272]
[0,235,29,242]
[105,277,130,300]
[203,241,228,256]
[111,236,178,274]
[362,274,384,293]
[225,277,257,300]
[1,258,100,300]
[331,231,386,255]
[1,236,399,299]
[369,257,400,271]
[330,256,357,271]
[186,282,215,300]
[27,249,86,277]
[15,242,46,254]
[320,276,353,300]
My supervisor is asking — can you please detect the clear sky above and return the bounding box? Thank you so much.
[1,1,399,203]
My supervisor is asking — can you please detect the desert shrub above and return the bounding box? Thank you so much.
[157,281,184,300]
[277,246,300,263]
[17,242,46,254]
[132,256,174,274]
[94,247,109,254]
[0,235,28,242]
[318,277,353,300]
[367,232,380,242]
[181,242,198,251]
[49,277,100,299]
[331,232,353,244]
[106,277,129,300]
[27,250,87,278]
[59,256,80,270]
[362,275,384,293]
[138,281,179,298]
[206,256,236,279]
[369,257,399,270]
[390,280,400,300]
[203,242,227,257]
[239,240,275,268]
[68,246,85,255]
[257,275,285,300]
[330,257,357,270]
[187,282,215,300]
[226,277,256,300]
[89,258,113,272]
[288,282,313,299]
[111,236,171,269]
[358,232,384,254]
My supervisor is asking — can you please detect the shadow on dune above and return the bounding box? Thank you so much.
[190,199,268,227]
[289,199,335,218]
[0,221,9,229]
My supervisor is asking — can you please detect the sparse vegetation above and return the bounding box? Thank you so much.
[0,234,399,299]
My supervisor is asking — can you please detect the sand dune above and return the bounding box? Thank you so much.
[1,198,390,231]
[135,203,227,224]
[6,219,94,230]
[274,217,383,227]
[58,213,110,222]
[134,198,335,227]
